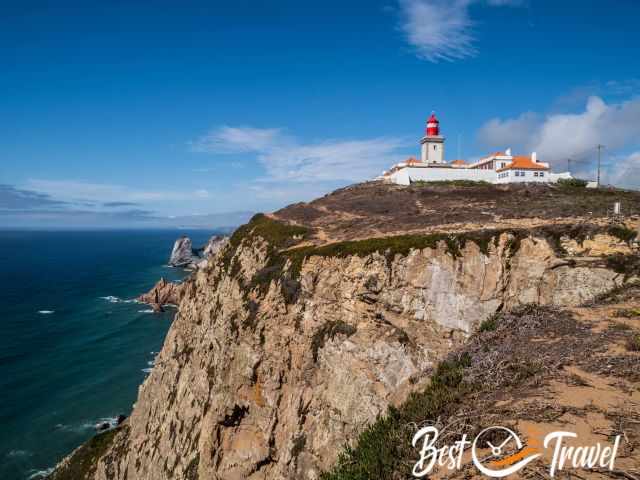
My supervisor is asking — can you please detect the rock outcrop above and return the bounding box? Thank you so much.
[51,212,640,480]
[169,235,229,269]
[202,235,229,258]
[168,236,197,267]
[137,278,185,313]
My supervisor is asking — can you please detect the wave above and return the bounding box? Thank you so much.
[27,467,54,479]
[54,416,120,435]
[100,295,138,304]
[92,416,120,431]
[138,309,155,314]
[6,449,31,458]
[141,367,153,373]
[37,310,54,315]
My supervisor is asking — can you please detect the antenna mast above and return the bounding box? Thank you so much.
[596,144,605,187]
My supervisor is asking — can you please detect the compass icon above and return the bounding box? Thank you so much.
[472,426,541,478]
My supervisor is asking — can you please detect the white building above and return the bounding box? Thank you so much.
[382,114,572,186]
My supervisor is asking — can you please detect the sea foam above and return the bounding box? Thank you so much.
[100,295,138,304]
[27,467,54,479]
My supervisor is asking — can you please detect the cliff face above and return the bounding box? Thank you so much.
[69,218,638,480]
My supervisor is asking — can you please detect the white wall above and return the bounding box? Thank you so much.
[496,170,547,184]
[386,167,573,186]
[388,166,495,185]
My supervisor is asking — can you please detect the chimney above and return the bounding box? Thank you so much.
[532,151,537,163]
[505,148,512,156]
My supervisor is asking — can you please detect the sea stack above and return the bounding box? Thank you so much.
[168,236,197,267]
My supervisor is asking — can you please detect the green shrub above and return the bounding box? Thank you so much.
[626,334,640,352]
[320,354,471,480]
[557,178,588,188]
[605,253,640,276]
[49,427,125,480]
[479,313,499,332]
[608,225,638,244]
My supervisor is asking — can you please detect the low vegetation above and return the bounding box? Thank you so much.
[320,302,621,479]
[626,334,640,352]
[224,214,634,307]
[608,224,638,244]
[616,307,640,318]
[478,313,500,332]
[557,177,588,188]
[320,354,473,480]
[49,427,125,480]
[274,181,640,242]
[605,253,640,276]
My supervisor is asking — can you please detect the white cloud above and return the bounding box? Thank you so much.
[191,126,409,183]
[603,152,640,189]
[477,111,539,152]
[398,0,476,62]
[397,0,526,62]
[25,179,211,205]
[189,126,284,153]
[477,96,640,188]
[479,96,640,164]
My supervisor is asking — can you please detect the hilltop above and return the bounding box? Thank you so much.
[274,180,640,244]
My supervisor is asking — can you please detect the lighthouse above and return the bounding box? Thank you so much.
[420,112,445,164]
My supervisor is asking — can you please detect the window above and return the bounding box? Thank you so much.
[539,172,544,177]
[433,145,437,150]
[534,172,539,177]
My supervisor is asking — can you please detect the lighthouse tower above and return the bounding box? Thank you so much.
[420,112,445,164]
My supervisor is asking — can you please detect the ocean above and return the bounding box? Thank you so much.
[0,229,221,480]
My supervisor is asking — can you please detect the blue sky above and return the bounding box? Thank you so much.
[2,0,640,227]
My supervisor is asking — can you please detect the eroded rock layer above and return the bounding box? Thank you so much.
[52,217,639,480]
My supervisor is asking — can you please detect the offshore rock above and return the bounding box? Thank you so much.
[168,236,197,267]
[170,235,230,269]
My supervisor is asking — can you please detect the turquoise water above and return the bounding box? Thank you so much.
[0,230,220,479]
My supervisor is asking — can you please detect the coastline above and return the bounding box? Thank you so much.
[0,230,217,480]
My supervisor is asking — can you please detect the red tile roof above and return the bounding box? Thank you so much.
[496,155,549,172]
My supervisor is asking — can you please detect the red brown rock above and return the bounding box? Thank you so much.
[137,278,184,312]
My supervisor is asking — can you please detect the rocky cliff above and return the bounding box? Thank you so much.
[50,183,640,480]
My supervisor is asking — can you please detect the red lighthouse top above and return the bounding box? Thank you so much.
[426,112,440,136]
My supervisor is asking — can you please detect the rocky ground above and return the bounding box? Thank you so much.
[274,181,640,244]
[323,287,640,479]
[49,181,640,480]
